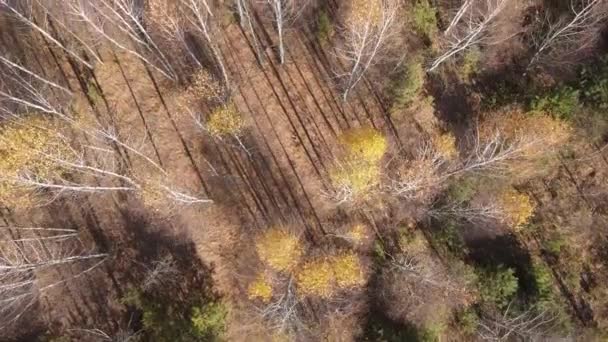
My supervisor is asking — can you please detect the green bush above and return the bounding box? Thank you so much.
[478,266,519,309]
[432,221,467,258]
[543,232,566,256]
[316,9,333,44]
[418,322,445,342]
[580,57,608,109]
[458,48,481,81]
[454,308,479,335]
[531,85,580,120]
[446,177,478,204]
[530,259,573,333]
[191,302,228,340]
[391,59,425,110]
[412,0,437,39]
[121,289,225,342]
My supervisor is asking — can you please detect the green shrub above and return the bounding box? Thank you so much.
[543,232,566,256]
[530,259,573,333]
[412,0,437,39]
[373,240,387,261]
[391,59,425,110]
[531,260,553,304]
[580,57,608,109]
[316,9,333,44]
[458,48,481,81]
[121,289,225,342]
[191,302,227,340]
[454,308,479,335]
[419,322,444,342]
[531,86,580,120]
[432,221,467,257]
[446,177,478,204]
[478,266,519,309]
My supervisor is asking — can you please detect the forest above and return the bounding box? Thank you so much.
[0,0,607,341]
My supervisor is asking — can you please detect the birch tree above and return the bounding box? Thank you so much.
[0,59,212,208]
[387,134,457,201]
[67,0,178,80]
[0,226,107,326]
[428,0,510,72]
[233,0,264,62]
[528,0,608,67]
[264,0,310,65]
[0,0,100,69]
[335,0,399,100]
[179,0,231,88]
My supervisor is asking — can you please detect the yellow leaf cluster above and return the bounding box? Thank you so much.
[330,127,387,199]
[432,132,458,159]
[339,126,387,164]
[256,229,303,272]
[247,275,273,302]
[347,224,367,244]
[347,0,382,27]
[190,69,223,101]
[480,109,571,158]
[207,103,245,137]
[296,258,334,297]
[0,117,67,179]
[332,253,366,288]
[0,116,71,207]
[330,160,382,196]
[296,252,365,298]
[499,188,535,229]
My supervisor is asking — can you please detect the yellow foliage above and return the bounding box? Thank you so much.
[207,103,245,137]
[331,127,387,200]
[347,0,382,27]
[329,159,382,198]
[398,230,428,255]
[190,69,223,101]
[499,188,535,229]
[296,252,365,298]
[432,132,458,159]
[296,258,334,298]
[480,108,571,158]
[347,224,367,244]
[332,252,365,288]
[339,126,387,164]
[256,229,303,272]
[0,116,71,207]
[248,275,273,302]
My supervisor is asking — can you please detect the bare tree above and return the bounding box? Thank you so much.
[178,0,231,88]
[255,277,302,336]
[477,303,559,341]
[386,142,448,200]
[264,0,310,65]
[444,0,474,35]
[0,0,100,69]
[67,0,178,80]
[528,0,608,67]
[0,59,212,207]
[234,0,264,62]
[428,0,510,72]
[71,328,142,342]
[0,226,107,327]
[141,255,179,292]
[335,0,399,100]
[428,199,505,223]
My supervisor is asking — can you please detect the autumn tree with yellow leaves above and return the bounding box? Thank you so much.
[329,126,388,203]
